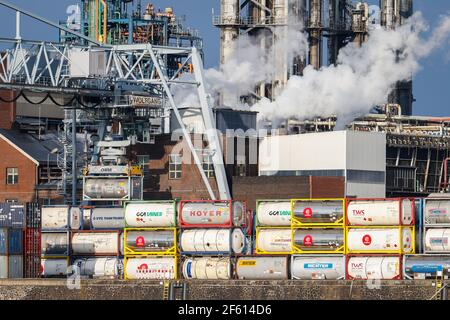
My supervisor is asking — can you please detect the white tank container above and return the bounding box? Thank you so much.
[292,200,343,224]
[41,232,69,256]
[424,228,450,252]
[294,229,344,252]
[40,259,68,277]
[256,201,291,226]
[291,255,346,280]
[84,178,129,199]
[41,206,82,230]
[182,257,231,279]
[71,232,122,255]
[347,199,413,226]
[236,256,288,280]
[72,257,123,278]
[256,228,292,253]
[180,201,245,227]
[424,199,450,225]
[125,202,176,227]
[180,229,245,254]
[347,227,413,253]
[90,207,125,229]
[126,230,174,252]
[125,257,176,280]
[347,256,401,279]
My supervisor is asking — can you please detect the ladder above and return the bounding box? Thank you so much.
[431,267,445,300]
[162,281,187,300]
[162,281,170,300]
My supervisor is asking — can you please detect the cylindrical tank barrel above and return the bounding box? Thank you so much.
[346,228,413,253]
[71,232,122,255]
[347,199,413,226]
[424,228,450,252]
[291,255,345,280]
[294,229,344,252]
[71,257,123,278]
[424,199,450,225]
[40,259,68,277]
[236,256,289,280]
[293,200,343,224]
[41,233,69,256]
[182,257,231,280]
[125,257,176,280]
[84,178,129,200]
[125,202,176,227]
[41,206,82,230]
[179,201,244,227]
[90,207,125,229]
[256,229,292,253]
[180,229,245,254]
[256,201,291,226]
[347,256,401,279]
[404,255,450,279]
[126,230,174,252]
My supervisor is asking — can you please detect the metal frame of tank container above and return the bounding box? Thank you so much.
[291,226,346,254]
[178,199,247,228]
[82,175,144,201]
[41,205,82,232]
[403,254,450,280]
[345,254,403,280]
[124,200,178,228]
[124,227,177,256]
[290,198,346,227]
[255,227,293,255]
[70,230,122,257]
[124,255,178,280]
[422,197,450,254]
[234,255,290,280]
[255,199,292,227]
[345,225,415,254]
[290,254,346,280]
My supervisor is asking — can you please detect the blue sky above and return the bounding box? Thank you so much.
[0,0,448,116]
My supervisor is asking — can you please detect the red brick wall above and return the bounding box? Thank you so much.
[0,137,37,202]
[0,91,16,130]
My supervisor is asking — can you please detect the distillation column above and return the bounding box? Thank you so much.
[308,0,322,69]
[352,2,369,47]
[381,0,414,115]
[328,0,348,65]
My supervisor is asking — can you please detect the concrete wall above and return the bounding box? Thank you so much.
[0,279,443,300]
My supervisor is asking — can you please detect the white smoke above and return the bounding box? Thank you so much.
[253,12,450,126]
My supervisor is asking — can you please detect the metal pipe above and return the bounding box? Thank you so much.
[15,11,20,40]
[0,0,101,46]
[72,108,77,206]
[100,0,107,43]
[95,0,99,41]
[443,157,450,191]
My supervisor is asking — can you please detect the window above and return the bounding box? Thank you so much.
[169,154,182,179]
[137,155,150,168]
[202,154,215,178]
[6,168,18,185]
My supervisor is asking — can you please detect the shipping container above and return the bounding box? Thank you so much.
[293,228,345,253]
[0,255,7,278]
[423,227,450,253]
[8,255,23,278]
[423,198,450,226]
[41,232,70,257]
[125,201,177,228]
[8,229,23,255]
[179,228,245,255]
[0,228,7,255]
[291,199,345,226]
[124,256,177,280]
[235,256,289,280]
[71,231,123,256]
[255,228,292,254]
[346,198,414,226]
[41,206,82,231]
[255,200,291,227]
[83,176,143,201]
[124,228,176,255]
[89,207,125,230]
[26,203,41,228]
[24,228,41,278]
[182,256,231,280]
[403,254,450,280]
[71,257,123,279]
[40,258,69,277]
[291,255,346,280]
[346,255,402,280]
[179,200,246,228]
[0,203,25,228]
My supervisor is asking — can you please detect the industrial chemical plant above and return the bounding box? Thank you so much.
[0,0,449,302]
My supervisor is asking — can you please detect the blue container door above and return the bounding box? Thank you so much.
[0,203,11,228]
[0,228,7,255]
[8,229,23,255]
[8,255,23,278]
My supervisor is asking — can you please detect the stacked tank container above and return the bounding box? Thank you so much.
[123,200,178,280]
[179,200,247,280]
[290,199,346,280]
[403,197,450,280]
[0,203,26,278]
[345,198,415,280]
[244,200,291,280]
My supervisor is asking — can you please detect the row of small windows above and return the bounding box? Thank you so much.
[169,153,215,180]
